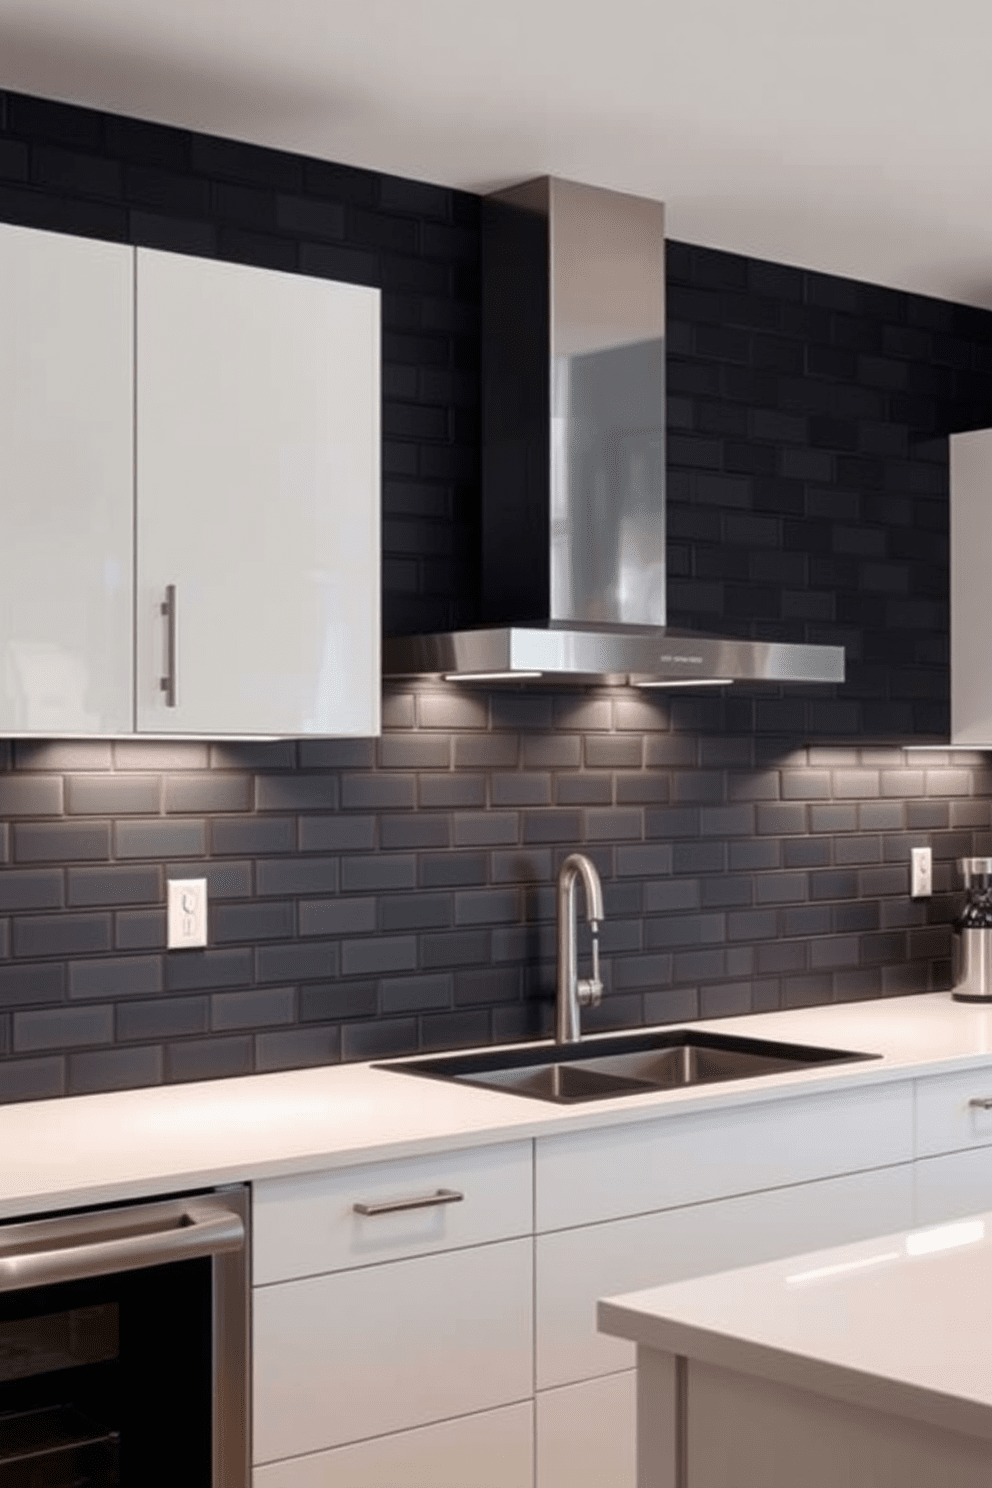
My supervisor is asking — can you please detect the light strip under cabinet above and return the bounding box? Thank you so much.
[443,671,544,683]
[630,677,733,689]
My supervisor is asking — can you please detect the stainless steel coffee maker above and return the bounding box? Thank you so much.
[952,857,992,1002]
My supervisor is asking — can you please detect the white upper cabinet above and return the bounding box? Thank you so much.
[135,249,380,738]
[0,224,381,739]
[0,224,134,735]
[950,428,992,745]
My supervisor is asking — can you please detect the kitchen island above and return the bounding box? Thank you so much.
[598,1212,992,1488]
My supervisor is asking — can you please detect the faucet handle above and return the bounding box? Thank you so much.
[577,924,604,1007]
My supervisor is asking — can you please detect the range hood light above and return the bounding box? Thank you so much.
[443,670,544,683]
[631,677,733,690]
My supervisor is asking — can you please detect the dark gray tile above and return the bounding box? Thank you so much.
[0,1056,66,1102]
[211,901,294,943]
[782,905,834,936]
[419,775,486,808]
[68,865,160,907]
[115,742,209,772]
[453,967,521,1006]
[417,691,488,730]
[380,814,450,849]
[255,1024,341,1071]
[380,893,453,931]
[0,963,65,1006]
[68,1044,164,1094]
[69,955,162,1000]
[906,800,950,831]
[454,735,518,769]
[645,914,725,950]
[420,1009,494,1052]
[256,941,338,983]
[729,839,781,871]
[643,880,701,913]
[522,810,584,845]
[782,839,830,869]
[644,807,701,839]
[490,695,555,732]
[341,1018,419,1061]
[299,980,377,1022]
[809,804,859,833]
[615,775,670,805]
[0,869,64,912]
[881,769,924,798]
[257,858,339,896]
[14,741,111,771]
[298,815,375,852]
[166,1036,254,1083]
[699,805,756,837]
[757,940,807,974]
[755,803,808,835]
[297,739,376,769]
[701,876,753,909]
[699,983,753,1019]
[727,770,780,801]
[379,735,450,769]
[809,936,861,970]
[614,697,672,732]
[419,852,488,888]
[381,690,417,730]
[754,872,808,905]
[780,771,831,800]
[210,816,295,856]
[616,843,675,877]
[256,775,338,811]
[490,849,552,884]
[212,986,295,1030]
[118,995,208,1042]
[114,819,206,859]
[585,809,643,841]
[165,774,252,813]
[115,908,166,951]
[858,865,910,896]
[522,735,581,769]
[341,773,415,810]
[0,825,8,864]
[210,741,296,771]
[644,736,698,767]
[14,1004,113,1052]
[835,836,882,865]
[420,930,492,969]
[14,913,111,959]
[556,774,613,806]
[300,897,376,936]
[454,888,520,926]
[0,777,64,815]
[67,776,160,815]
[341,936,417,976]
[492,773,552,807]
[175,861,252,901]
[585,736,642,769]
[670,771,725,805]
[613,953,674,989]
[673,948,726,983]
[454,812,519,847]
[832,769,881,799]
[165,948,253,992]
[380,974,452,1013]
[341,854,417,892]
[15,822,111,863]
[672,841,725,875]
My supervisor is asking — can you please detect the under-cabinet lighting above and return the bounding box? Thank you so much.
[904,1219,985,1256]
[631,678,732,689]
[443,671,544,682]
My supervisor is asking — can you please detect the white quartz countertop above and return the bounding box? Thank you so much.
[5,990,992,1220]
[598,1209,992,1441]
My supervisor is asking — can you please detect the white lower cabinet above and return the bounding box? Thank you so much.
[535,1163,915,1394]
[253,1401,534,1488]
[253,1236,532,1464]
[536,1372,636,1488]
[915,1149,992,1226]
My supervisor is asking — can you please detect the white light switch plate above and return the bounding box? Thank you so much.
[167,878,208,948]
[911,847,932,899]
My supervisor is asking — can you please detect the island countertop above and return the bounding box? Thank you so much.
[5,989,992,1220]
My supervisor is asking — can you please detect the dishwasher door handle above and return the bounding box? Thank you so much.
[0,1197,245,1294]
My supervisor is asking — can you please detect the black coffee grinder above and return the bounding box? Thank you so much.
[952,857,992,1002]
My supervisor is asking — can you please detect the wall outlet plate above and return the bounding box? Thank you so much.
[911,847,933,899]
[167,878,208,949]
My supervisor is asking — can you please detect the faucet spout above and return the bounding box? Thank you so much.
[556,852,605,1044]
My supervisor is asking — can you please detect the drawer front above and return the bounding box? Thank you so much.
[536,1372,636,1488]
[537,1164,913,1389]
[253,1400,534,1488]
[253,1236,532,1462]
[536,1081,913,1231]
[915,1149,992,1226]
[253,1140,532,1284]
[915,1067,992,1159]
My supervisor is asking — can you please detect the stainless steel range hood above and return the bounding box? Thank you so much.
[383,177,844,688]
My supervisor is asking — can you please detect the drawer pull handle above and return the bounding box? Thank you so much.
[353,1188,464,1217]
[969,1098,992,1111]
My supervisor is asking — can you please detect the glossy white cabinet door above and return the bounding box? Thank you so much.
[135,249,380,737]
[536,1372,636,1488]
[253,1237,532,1463]
[253,1401,534,1488]
[0,223,133,734]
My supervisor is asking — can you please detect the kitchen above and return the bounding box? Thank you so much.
[2,2,992,1483]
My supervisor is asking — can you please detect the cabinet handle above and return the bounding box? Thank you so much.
[353,1188,464,1217]
[968,1097,992,1111]
[160,584,177,707]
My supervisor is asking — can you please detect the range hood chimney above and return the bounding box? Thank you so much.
[383,177,844,688]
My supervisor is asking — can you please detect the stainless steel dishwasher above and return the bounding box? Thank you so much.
[0,1185,248,1488]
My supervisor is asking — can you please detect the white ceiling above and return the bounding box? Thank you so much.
[3,0,992,306]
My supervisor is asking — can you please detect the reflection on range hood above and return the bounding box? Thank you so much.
[382,176,844,689]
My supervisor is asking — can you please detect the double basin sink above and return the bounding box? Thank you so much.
[380,1027,877,1105]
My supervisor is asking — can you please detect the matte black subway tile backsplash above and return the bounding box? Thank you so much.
[0,90,991,1098]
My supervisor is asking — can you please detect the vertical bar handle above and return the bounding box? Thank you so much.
[160,584,177,707]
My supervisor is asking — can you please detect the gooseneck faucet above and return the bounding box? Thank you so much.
[556,853,605,1043]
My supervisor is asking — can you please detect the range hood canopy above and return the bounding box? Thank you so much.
[383,177,844,689]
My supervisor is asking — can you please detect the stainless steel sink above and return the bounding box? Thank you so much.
[378,1028,878,1104]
